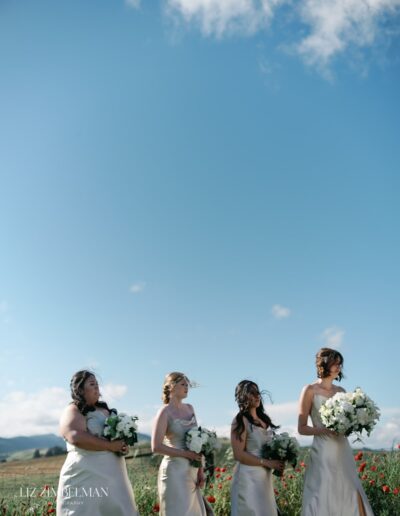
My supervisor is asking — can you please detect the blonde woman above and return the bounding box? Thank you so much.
[152,372,212,516]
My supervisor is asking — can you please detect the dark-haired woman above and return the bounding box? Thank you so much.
[230,380,284,516]
[152,372,212,515]
[298,348,374,516]
[56,370,138,515]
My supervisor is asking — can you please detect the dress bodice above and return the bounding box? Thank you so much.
[164,415,197,450]
[245,423,274,458]
[66,408,108,452]
[310,394,328,429]
[86,409,108,436]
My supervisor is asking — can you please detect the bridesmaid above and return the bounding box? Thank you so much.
[57,370,138,515]
[152,372,212,516]
[230,380,284,516]
[298,348,374,516]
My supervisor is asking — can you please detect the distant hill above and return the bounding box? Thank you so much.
[0,434,66,454]
[0,432,151,460]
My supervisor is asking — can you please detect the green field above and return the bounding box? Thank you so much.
[1,442,399,515]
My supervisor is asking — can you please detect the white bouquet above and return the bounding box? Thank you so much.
[185,426,219,467]
[103,412,139,447]
[261,432,300,477]
[319,388,380,438]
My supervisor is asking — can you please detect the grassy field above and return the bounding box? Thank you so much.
[0,443,399,515]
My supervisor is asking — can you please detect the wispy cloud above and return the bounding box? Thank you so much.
[0,388,69,437]
[297,0,400,72]
[166,0,282,38]
[125,0,141,9]
[321,326,344,347]
[101,383,128,403]
[166,0,400,73]
[271,304,291,319]
[130,281,146,293]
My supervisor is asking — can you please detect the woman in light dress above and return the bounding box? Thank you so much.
[152,372,212,516]
[230,380,284,516]
[57,370,138,515]
[298,348,374,516]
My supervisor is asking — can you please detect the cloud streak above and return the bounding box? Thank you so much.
[166,0,400,72]
[271,304,291,319]
[321,326,344,347]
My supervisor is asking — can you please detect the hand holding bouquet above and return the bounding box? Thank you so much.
[319,388,380,439]
[103,412,139,453]
[185,426,219,468]
[261,432,299,477]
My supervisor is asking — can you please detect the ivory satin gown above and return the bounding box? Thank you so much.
[301,394,374,516]
[157,415,212,516]
[230,422,278,516]
[57,409,138,515]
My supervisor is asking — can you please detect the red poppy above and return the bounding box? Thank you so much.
[216,473,221,479]
[382,485,390,493]
[220,468,226,472]
[370,466,377,472]
[47,510,55,514]
[207,495,216,503]
[300,462,306,467]
[361,475,368,480]
[218,484,223,490]
[274,489,279,496]
[358,462,367,473]
[393,488,399,495]
[379,473,384,478]
[369,480,375,486]
[227,476,232,480]
[354,452,363,461]
[215,467,221,472]
[152,503,160,513]
[47,502,53,506]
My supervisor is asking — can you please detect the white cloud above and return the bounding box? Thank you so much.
[166,0,283,38]
[130,281,146,293]
[166,0,400,73]
[297,0,400,70]
[101,383,128,403]
[0,388,69,437]
[271,304,291,319]
[321,326,344,347]
[125,0,141,8]
[0,383,128,437]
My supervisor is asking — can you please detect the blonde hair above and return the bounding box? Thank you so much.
[162,372,189,404]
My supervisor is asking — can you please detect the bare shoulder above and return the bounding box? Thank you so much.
[300,384,315,397]
[156,405,170,419]
[185,403,195,416]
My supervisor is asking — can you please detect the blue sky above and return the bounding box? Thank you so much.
[0,0,399,448]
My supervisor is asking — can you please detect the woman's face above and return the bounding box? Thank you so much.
[171,377,189,400]
[82,375,100,405]
[247,384,261,409]
[328,359,342,378]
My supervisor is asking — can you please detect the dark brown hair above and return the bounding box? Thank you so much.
[232,380,279,441]
[316,348,344,381]
[70,370,114,415]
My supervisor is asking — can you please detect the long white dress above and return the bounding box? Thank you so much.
[158,415,212,516]
[57,409,138,515]
[230,421,278,516]
[302,394,374,516]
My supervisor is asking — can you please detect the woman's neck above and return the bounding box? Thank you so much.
[168,397,184,408]
[318,378,334,390]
